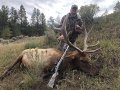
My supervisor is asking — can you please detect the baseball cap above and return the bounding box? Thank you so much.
[71,5,78,9]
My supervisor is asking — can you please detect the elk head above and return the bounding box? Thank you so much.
[57,14,101,75]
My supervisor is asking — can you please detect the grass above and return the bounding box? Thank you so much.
[0,13,120,89]
[0,34,120,90]
[56,38,120,90]
[0,43,24,90]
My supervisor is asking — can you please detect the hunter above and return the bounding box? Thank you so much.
[57,4,83,51]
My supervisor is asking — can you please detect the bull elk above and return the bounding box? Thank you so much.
[0,14,100,87]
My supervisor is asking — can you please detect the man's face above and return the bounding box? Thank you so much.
[70,8,78,14]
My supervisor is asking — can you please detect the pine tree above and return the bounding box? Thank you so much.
[31,8,37,26]
[114,1,120,12]
[35,9,42,35]
[9,7,20,36]
[18,5,28,35]
[9,7,18,23]
[47,16,55,29]
[0,5,9,30]
[18,5,27,25]
[36,9,41,25]
[1,26,12,39]
[31,8,46,36]
[0,5,9,38]
[41,13,46,35]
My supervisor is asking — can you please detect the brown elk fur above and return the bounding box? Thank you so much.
[0,48,99,84]
[0,48,61,80]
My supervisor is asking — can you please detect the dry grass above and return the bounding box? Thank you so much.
[0,36,47,90]
[0,14,120,89]
[56,38,120,90]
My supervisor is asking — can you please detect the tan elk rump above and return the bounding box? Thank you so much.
[20,48,62,67]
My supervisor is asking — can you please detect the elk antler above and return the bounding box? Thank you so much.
[61,14,100,54]
[83,26,100,53]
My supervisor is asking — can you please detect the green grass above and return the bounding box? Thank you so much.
[56,38,120,90]
[0,13,120,89]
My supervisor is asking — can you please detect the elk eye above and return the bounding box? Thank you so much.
[80,57,88,61]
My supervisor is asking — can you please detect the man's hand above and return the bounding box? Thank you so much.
[57,35,64,41]
[75,25,83,33]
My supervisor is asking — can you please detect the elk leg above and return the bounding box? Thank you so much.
[0,55,23,80]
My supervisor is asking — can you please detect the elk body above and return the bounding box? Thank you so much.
[0,14,100,86]
[0,48,62,80]
[0,48,99,82]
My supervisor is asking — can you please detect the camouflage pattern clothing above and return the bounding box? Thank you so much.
[58,13,83,51]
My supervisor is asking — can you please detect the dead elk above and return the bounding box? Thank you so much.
[0,14,100,87]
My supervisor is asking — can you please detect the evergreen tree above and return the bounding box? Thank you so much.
[35,9,42,35]
[41,13,46,35]
[18,5,27,25]
[31,8,46,36]
[0,5,47,37]
[47,16,55,29]
[9,7,18,23]
[114,1,120,12]
[36,9,41,25]
[18,5,28,35]
[31,8,37,26]
[1,26,12,39]
[9,7,20,36]
[0,5,9,38]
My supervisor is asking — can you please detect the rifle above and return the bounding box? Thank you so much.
[47,45,69,88]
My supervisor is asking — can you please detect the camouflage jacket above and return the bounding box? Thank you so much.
[60,13,83,34]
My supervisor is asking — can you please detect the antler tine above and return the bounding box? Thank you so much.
[87,41,99,48]
[84,47,101,53]
[83,25,100,53]
[83,28,88,51]
[83,25,95,51]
